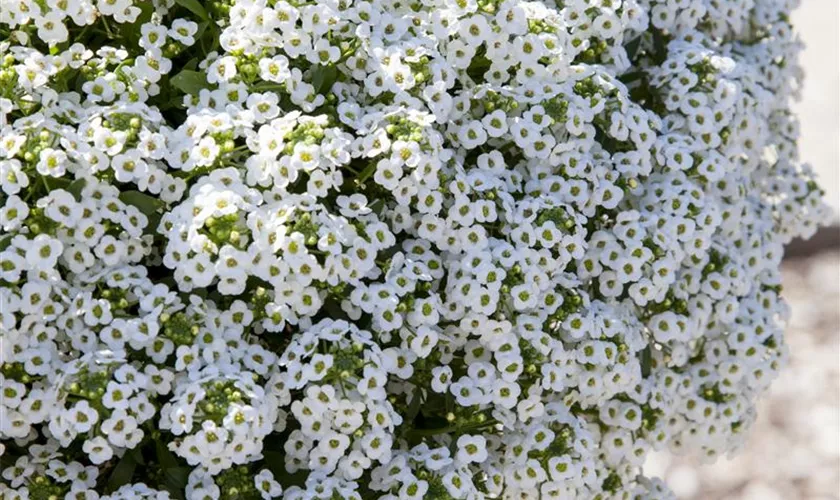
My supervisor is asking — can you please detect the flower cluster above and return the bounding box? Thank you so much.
[0,0,831,498]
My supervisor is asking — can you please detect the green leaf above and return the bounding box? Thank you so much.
[146,212,163,236]
[48,176,70,190]
[121,1,155,46]
[640,345,652,377]
[311,64,338,94]
[197,22,221,55]
[263,451,284,476]
[651,29,670,65]
[106,452,137,492]
[119,191,165,217]
[119,190,165,235]
[160,467,190,500]
[164,467,190,489]
[193,21,209,41]
[0,450,16,469]
[624,36,642,60]
[66,178,87,201]
[355,161,377,185]
[466,53,491,81]
[263,452,309,486]
[170,69,207,96]
[0,235,12,252]
[128,447,146,466]
[368,198,385,215]
[618,70,645,85]
[183,58,199,71]
[174,0,210,20]
[322,298,348,321]
[155,441,188,499]
[156,441,179,469]
[406,386,424,422]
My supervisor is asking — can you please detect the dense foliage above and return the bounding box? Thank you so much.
[0,0,830,498]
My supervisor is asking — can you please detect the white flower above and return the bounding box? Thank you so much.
[25,234,63,270]
[456,435,488,464]
[36,148,68,177]
[169,19,199,45]
[254,469,283,499]
[82,437,114,465]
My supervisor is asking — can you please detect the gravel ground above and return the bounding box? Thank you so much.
[644,251,840,499]
[790,0,839,216]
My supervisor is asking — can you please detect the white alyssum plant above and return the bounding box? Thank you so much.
[0,0,831,498]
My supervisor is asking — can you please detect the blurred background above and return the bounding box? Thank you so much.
[643,1,840,498]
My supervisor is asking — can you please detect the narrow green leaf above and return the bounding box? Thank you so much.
[0,449,17,469]
[164,467,190,489]
[368,198,385,215]
[183,58,199,71]
[263,451,285,476]
[618,70,645,85]
[120,2,155,46]
[198,23,221,55]
[311,64,338,94]
[322,298,348,321]
[66,178,87,201]
[174,0,209,20]
[170,70,207,96]
[193,21,209,41]
[263,452,308,486]
[144,210,163,236]
[106,452,136,492]
[129,447,146,466]
[156,441,179,469]
[406,386,424,422]
[0,235,12,252]
[640,345,652,377]
[48,176,70,190]
[119,191,165,218]
[355,161,377,185]
[624,36,642,60]
[120,194,164,234]
[651,29,670,65]
[466,52,491,81]
[155,441,188,498]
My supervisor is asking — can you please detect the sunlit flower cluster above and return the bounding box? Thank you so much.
[0,0,830,497]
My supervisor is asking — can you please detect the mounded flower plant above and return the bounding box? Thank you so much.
[0,0,831,498]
